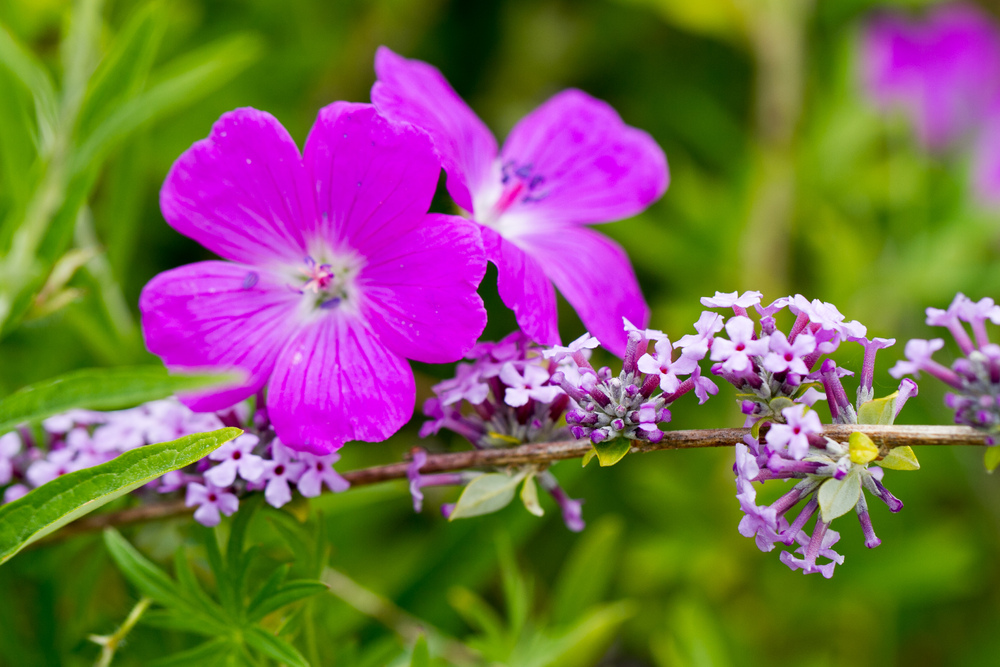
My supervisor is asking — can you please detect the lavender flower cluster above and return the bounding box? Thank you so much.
[0,399,349,527]
[698,291,920,577]
[891,293,1000,443]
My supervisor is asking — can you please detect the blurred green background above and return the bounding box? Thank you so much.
[3,0,1000,665]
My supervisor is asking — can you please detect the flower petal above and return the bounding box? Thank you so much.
[498,89,668,227]
[139,261,301,411]
[481,227,560,347]
[302,102,441,257]
[268,314,416,454]
[515,227,648,357]
[160,108,313,264]
[362,214,487,363]
[371,46,498,212]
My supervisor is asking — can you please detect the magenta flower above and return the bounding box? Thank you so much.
[862,3,1000,151]
[140,104,487,454]
[371,47,668,356]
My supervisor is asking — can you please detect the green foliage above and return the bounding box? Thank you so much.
[589,438,632,467]
[103,504,326,666]
[818,465,863,523]
[0,427,240,564]
[0,366,238,433]
[449,472,526,520]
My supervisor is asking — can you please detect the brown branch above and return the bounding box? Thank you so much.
[54,424,990,538]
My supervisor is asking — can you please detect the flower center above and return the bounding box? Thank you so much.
[476,159,548,228]
[232,451,242,460]
[294,252,364,313]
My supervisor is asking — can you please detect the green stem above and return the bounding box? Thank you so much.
[90,596,151,667]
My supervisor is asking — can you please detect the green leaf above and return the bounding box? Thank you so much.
[0,366,240,433]
[244,626,310,667]
[148,638,236,667]
[519,474,544,517]
[75,1,167,140]
[449,472,525,520]
[592,438,631,467]
[0,24,58,144]
[104,529,203,614]
[70,33,263,176]
[768,396,796,416]
[817,467,863,522]
[858,391,899,425]
[879,445,920,471]
[0,427,240,564]
[750,416,772,440]
[986,446,1000,473]
[247,581,329,622]
[409,635,430,667]
[581,447,597,467]
[551,516,624,625]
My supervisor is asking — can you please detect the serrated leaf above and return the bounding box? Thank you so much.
[848,431,879,464]
[593,438,631,467]
[817,467,863,522]
[244,626,310,667]
[986,446,1000,473]
[410,635,430,667]
[449,472,525,520]
[582,447,597,467]
[520,474,544,517]
[0,427,240,564]
[858,391,899,425]
[879,445,920,471]
[0,366,240,433]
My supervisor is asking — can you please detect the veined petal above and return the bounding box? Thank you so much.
[481,227,560,347]
[362,214,487,363]
[139,261,301,411]
[302,102,441,257]
[516,227,648,357]
[160,108,313,265]
[268,314,416,454]
[499,89,668,227]
[371,46,498,212]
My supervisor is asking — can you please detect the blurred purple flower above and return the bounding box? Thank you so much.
[186,482,239,527]
[140,104,487,454]
[372,47,668,355]
[862,3,1000,151]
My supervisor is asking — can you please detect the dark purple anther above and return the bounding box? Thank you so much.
[243,271,259,289]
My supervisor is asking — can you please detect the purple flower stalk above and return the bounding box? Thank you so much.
[140,103,488,454]
[371,48,668,356]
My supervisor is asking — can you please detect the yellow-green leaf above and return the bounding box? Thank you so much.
[593,438,632,467]
[858,391,898,426]
[520,475,544,517]
[985,447,1000,473]
[849,431,879,464]
[879,445,920,471]
[582,448,598,468]
[817,467,863,522]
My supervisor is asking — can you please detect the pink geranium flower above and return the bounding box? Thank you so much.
[140,104,487,453]
[371,47,668,355]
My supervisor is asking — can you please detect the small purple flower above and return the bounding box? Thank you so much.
[205,434,265,487]
[0,432,21,486]
[710,316,768,373]
[636,338,699,393]
[499,362,562,408]
[25,448,76,487]
[186,482,239,527]
[778,525,844,579]
[675,311,724,359]
[372,48,668,355]
[261,442,306,508]
[296,451,350,498]
[140,103,487,454]
[762,330,815,376]
[407,449,428,512]
[700,290,763,312]
[889,338,954,383]
[766,406,822,460]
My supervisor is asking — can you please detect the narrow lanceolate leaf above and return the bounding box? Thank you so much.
[857,391,899,426]
[0,366,239,433]
[817,467,863,523]
[592,438,631,467]
[520,474,544,517]
[244,626,310,667]
[0,427,241,564]
[449,472,526,520]
[879,445,920,471]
